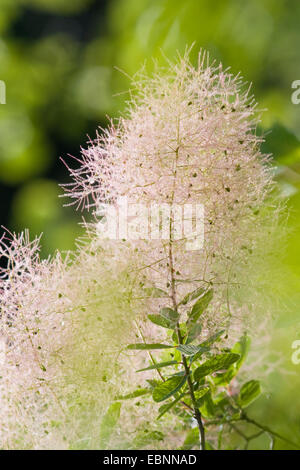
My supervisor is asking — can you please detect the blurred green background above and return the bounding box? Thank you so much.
[0,0,300,449]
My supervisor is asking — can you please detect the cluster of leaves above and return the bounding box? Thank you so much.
[103,287,263,450]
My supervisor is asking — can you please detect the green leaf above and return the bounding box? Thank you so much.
[193,330,225,361]
[194,386,210,406]
[115,389,150,400]
[185,323,202,344]
[177,343,208,357]
[238,380,261,408]
[189,330,225,363]
[212,391,230,409]
[180,427,199,450]
[172,330,179,343]
[152,375,187,402]
[198,330,225,348]
[161,307,180,323]
[172,323,187,343]
[148,308,179,329]
[137,360,178,372]
[233,334,251,368]
[213,334,251,386]
[194,353,240,381]
[187,289,213,326]
[198,391,217,419]
[99,402,121,449]
[146,379,160,389]
[127,343,173,350]
[180,286,206,306]
[157,391,186,419]
[143,287,169,298]
[148,315,172,329]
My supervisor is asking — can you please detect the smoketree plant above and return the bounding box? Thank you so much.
[65,50,294,450]
[0,50,298,450]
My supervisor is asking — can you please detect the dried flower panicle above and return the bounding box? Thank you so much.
[0,51,283,450]
[65,51,277,340]
[0,232,154,449]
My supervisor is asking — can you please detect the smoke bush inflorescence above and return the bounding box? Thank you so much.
[0,51,289,450]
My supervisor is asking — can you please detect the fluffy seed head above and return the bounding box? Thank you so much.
[64,51,276,337]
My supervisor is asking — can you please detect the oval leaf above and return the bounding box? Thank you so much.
[160,307,180,324]
[187,289,213,326]
[213,334,251,386]
[148,314,176,330]
[238,380,261,408]
[180,286,206,306]
[148,308,179,329]
[157,391,186,419]
[194,353,240,381]
[195,386,210,406]
[153,375,187,402]
[185,323,202,345]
